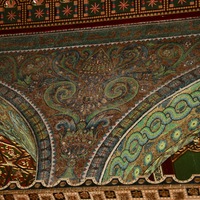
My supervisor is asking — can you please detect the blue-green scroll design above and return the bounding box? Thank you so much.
[44,81,79,123]
[86,77,139,122]
[102,81,200,182]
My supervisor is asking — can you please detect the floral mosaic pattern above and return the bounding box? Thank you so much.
[0,17,200,188]
[0,0,199,32]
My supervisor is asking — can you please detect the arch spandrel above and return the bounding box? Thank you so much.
[0,21,200,187]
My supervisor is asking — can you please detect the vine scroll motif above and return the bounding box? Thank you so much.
[44,81,79,123]
[44,48,139,126]
[43,48,139,179]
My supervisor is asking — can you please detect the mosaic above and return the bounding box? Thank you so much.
[0,96,36,187]
[0,0,200,32]
[0,83,54,185]
[0,17,200,190]
[101,80,200,182]
[1,178,200,200]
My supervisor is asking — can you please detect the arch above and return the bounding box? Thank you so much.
[0,81,55,186]
[102,80,200,183]
[85,67,200,183]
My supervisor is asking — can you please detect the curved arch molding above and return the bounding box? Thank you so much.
[0,82,55,185]
[85,67,200,183]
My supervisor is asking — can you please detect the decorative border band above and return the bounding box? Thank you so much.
[0,0,200,33]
